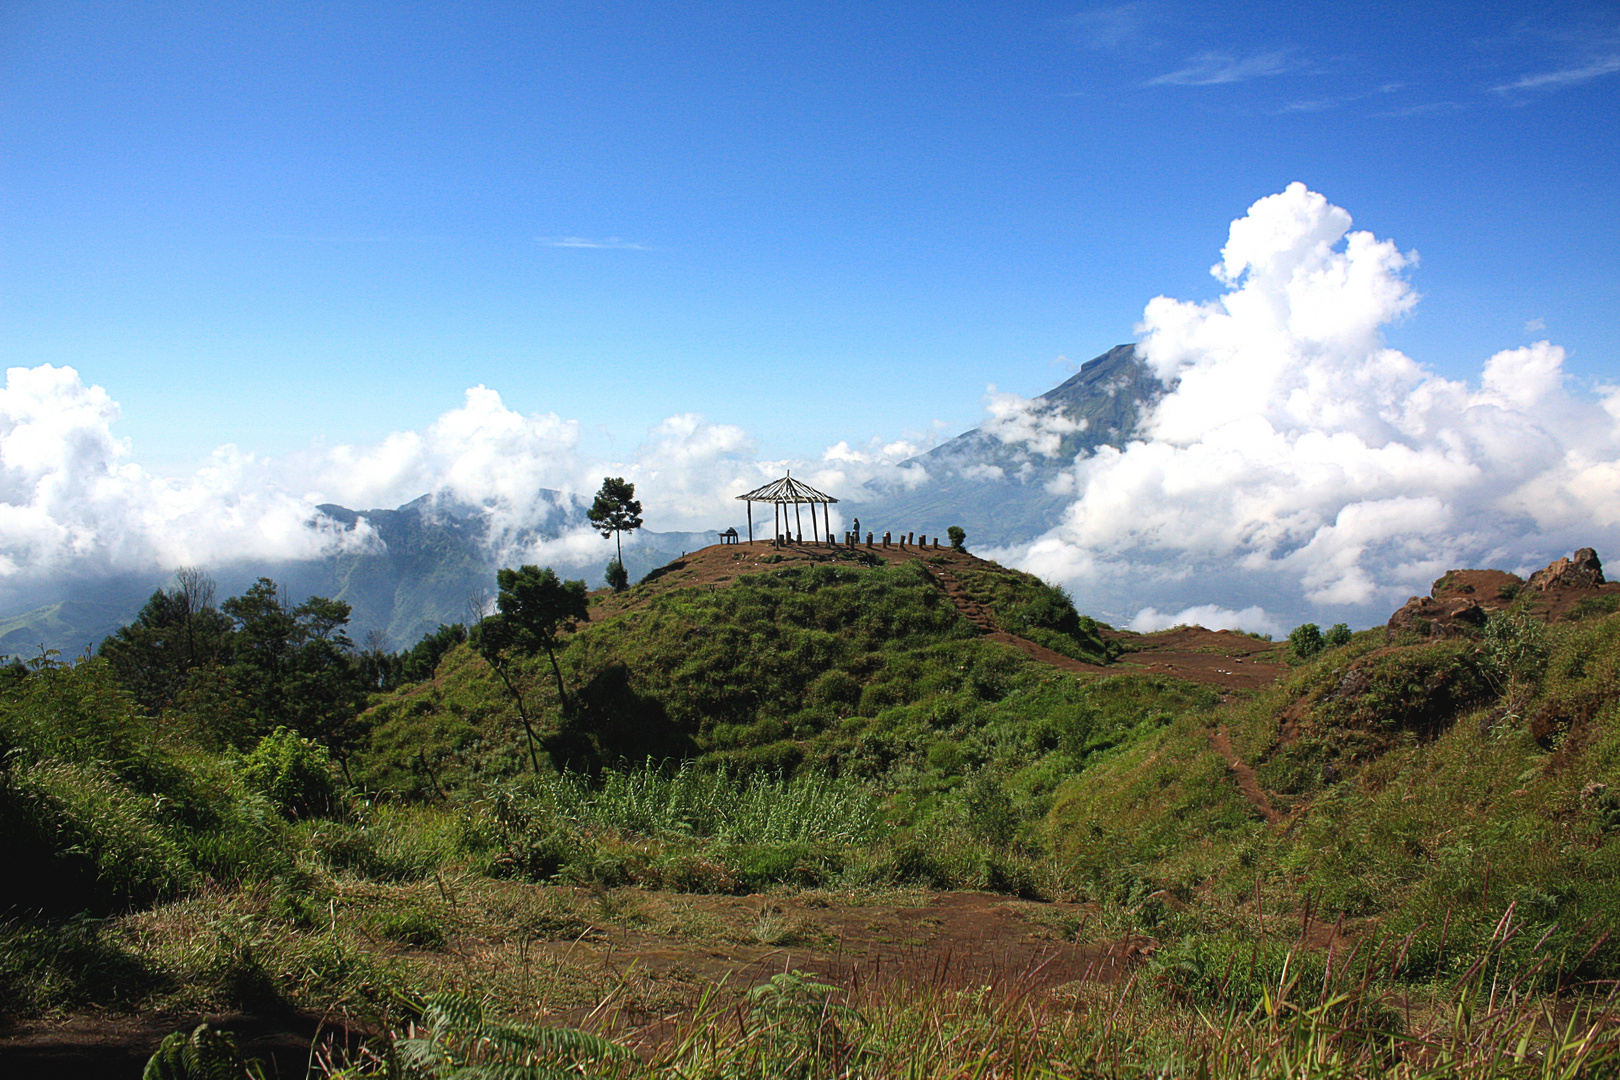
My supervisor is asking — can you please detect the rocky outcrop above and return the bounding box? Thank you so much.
[1526,548,1606,592]
[1385,594,1489,641]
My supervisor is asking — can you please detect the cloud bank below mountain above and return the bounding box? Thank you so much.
[0,366,922,593]
[990,182,1620,631]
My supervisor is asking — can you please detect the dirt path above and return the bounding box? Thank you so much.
[1208,727,1283,824]
[521,890,1125,1003]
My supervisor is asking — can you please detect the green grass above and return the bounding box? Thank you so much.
[5,552,1619,1080]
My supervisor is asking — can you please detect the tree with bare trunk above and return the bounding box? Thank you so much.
[470,565,589,774]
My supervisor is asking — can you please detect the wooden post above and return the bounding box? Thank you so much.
[794,500,803,543]
[747,501,753,542]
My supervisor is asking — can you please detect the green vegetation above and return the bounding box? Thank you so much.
[0,548,1615,1078]
[587,475,644,579]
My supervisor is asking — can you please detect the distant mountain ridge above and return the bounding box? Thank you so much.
[855,344,1165,547]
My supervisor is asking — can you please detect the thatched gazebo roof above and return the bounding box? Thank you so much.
[734,470,837,543]
[737,473,838,506]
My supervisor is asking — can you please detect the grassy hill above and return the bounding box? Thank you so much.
[2,541,1617,1077]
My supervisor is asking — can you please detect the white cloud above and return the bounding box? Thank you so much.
[1068,3,1158,52]
[1492,54,1620,94]
[818,435,933,498]
[980,388,1086,457]
[0,364,379,579]
[537,236,653,250]
[0,361,948,585]
[1128,604,1281,637]
[316,385,581,512]
[994,182,1620,629]
[1147,50,1293,86]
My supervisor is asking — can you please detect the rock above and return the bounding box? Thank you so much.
[1526,548,1606,592]
[1385,595,1488,641]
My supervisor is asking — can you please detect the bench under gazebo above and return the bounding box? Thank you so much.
[736,471,838,544]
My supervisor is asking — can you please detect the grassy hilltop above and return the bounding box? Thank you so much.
[2,541,1618,1077]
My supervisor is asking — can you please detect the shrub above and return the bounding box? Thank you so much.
[947,525,967,552]
[604,559,629,592]
[1482,610,1550,695]
[1288,623,1324,662]
[239,727,337,818]
[1324,622,1353,648]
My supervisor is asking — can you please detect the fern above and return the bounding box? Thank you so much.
[391,992,631,1079]
[143,1023,267,1080]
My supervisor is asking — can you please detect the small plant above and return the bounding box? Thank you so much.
[144,1022,267,1080]
[1323,622,1352,648]
[1482,610,1549,700]
[390,992,628,1078]
[239,727,337,819]
[603,559,629,593]
[947,525,967,553]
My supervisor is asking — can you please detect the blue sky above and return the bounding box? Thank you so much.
[4,0,1616,474]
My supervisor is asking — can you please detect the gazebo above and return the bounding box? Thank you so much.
[736,471,838,543]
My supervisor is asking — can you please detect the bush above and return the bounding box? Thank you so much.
[604,559,629,592]
[1324,622,1352,648]
[1288,623,1325,661]
[239,727,337,818]
[947,525,967,552]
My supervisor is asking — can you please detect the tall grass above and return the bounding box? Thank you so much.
[521,761,885,845]
[313,955,1620,1079]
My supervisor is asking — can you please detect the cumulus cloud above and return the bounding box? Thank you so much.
[608,413,760,531]
[1128,604,1282,637]
[0,365,379,580]
[820,435,933,494]
[0,372,754,581]
[0,367,889,586]
[994,182,1620,629]
[315,386,580,513]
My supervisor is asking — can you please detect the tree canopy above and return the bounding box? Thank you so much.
[587,476,644,577]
